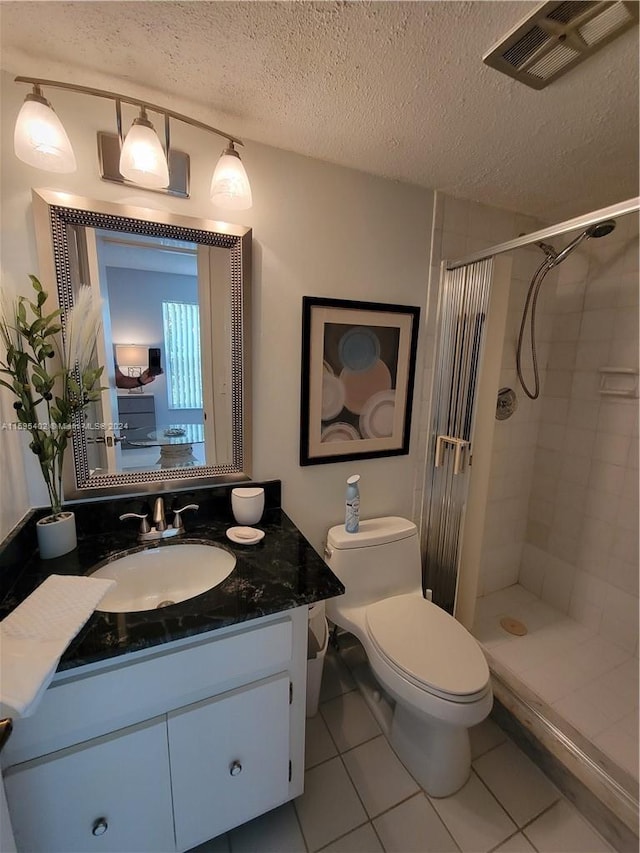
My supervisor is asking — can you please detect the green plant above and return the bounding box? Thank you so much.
[0,275,104,517]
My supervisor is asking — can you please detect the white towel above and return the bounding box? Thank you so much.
[0,574,115,719]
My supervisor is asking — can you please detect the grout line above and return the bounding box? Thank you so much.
[369,816,387,852]
[313,818,371,852]
[459,767,519,833]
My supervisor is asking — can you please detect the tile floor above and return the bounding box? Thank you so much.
[193,645,615,853]
[472,584,639,781]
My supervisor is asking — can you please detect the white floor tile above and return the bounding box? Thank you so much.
[342,735,419,817]
[430,771,516,853]
[305,711,338,769]
[228,802,305,853]
[493,833,537,852]
[571,678,635,726]
[473,740,560,826]
[373,793,459,853]
[594,658,639,704]
[320,823,383,852]
[593,724,640,780]
[319,650,356,703]
[320,690,381,752]
[295,757,367,851]
[469,717,508,760]
[569,636,630,678]
[523,800,614,852]
[519,657,594,704]
[551,692,611,738]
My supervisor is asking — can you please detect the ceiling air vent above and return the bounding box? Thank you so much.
[483,1,639,89]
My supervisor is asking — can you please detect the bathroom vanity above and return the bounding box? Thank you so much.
[0,483,343,852]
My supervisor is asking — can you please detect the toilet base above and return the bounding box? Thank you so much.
[390,703,472,798]
[346,652,474,798]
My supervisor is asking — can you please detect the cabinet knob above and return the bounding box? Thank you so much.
[91,818,108,836]
[229,760,243,776]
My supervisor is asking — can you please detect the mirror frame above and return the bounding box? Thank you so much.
[32,188,252,499]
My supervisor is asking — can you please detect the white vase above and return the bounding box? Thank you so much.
[36,511,77,560]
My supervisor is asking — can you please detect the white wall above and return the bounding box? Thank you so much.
[0,70,433,549]
[108,267,201,427]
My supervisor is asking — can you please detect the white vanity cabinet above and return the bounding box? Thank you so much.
[170,674,291,850]
[4,718,174,853]
[2,606,309,853]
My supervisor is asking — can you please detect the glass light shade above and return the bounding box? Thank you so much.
[115,344,148,367]
[119,119,169,189]
[14,96,77,173]
[210,147,253,210]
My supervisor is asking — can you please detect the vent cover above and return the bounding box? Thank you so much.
[484,1,638,89]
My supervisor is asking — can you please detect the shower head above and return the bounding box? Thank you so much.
[586,220,616,239]
[549,219,617,268]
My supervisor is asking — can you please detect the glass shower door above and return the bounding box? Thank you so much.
[422,258,494,613]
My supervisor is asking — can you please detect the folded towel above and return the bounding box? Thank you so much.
[0,574,115,719]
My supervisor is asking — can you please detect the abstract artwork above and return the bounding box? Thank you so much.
[300,297,420,465]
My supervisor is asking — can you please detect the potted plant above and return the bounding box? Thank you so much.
[0,275,104,559]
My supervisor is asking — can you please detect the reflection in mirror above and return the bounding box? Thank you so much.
[32,189,252,499]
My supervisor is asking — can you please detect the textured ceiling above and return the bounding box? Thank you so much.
[1,1,638,221]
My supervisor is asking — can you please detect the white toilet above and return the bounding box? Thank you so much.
[325,516,492,797]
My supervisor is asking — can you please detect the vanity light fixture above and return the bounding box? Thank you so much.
[13,76,253,209]
[210,141,253,210]
[118,106,170,189]
[13,84,77,173]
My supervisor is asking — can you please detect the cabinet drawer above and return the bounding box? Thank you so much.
[117,395,155,414]
[169,673,291,851]
[4,717,174,853]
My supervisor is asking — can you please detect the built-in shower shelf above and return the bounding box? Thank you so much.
[598,367,639,398]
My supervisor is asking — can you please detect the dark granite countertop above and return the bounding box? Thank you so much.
[0,481,344,672]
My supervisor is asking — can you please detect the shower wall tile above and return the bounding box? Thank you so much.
[600,586,639,653]
[579,309,616,341]
[519,217,639,641]
[575,340,610,369]
[540,557,576,612]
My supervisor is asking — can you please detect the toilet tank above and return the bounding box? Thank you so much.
[324,517,421,611]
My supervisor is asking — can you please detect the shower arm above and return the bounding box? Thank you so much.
[445,196,639,270]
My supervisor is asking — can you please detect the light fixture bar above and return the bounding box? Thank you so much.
[15,75,244,146]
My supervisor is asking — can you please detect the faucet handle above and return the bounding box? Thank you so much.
[172,503,199,531]
[119,512,151,534]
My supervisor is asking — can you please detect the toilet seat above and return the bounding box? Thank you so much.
[365,594,489,703]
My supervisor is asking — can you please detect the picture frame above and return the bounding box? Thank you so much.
[300,296,420,466]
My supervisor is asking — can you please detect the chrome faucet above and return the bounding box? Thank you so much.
[120,498,199,541]
[153,497,167,532]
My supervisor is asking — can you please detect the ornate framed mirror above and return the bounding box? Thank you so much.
[32,188,252,499]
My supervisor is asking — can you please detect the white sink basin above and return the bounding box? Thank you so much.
[91,543,236,613]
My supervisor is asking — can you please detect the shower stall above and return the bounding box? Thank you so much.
[421,195,639,848]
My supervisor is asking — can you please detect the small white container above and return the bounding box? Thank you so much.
[231,487,265,525]
[36,511,77,560]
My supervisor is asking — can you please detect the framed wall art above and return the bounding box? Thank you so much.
[300,296,420,465]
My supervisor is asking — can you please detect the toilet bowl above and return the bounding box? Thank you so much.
[325,516,492,797]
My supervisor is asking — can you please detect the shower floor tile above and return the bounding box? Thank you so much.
[473,584,639,784]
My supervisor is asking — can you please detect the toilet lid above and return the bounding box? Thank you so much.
[365,595,489,698]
